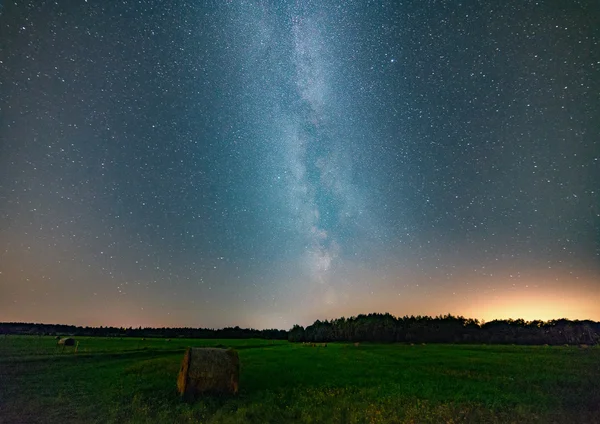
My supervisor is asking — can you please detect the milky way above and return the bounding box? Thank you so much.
[243,4,376,303]
[1,1,598,329]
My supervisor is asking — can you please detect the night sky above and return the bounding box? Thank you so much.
[1,1,598,330]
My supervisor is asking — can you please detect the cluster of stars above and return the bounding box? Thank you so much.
[0,1,598,328]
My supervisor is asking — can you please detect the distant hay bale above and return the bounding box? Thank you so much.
[579,344,589,349]
[421,343,426,346]
[58,337,75,346]
[410,343,414,346]
[354,342,360,347]
[177,348,239,398]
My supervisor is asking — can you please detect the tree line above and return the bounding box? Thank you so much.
[288,313,600,345]
[0,323,287,340]
[3,313,599,345]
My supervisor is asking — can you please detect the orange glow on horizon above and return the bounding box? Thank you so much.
[460,273,600,322]
[464,289,600,322]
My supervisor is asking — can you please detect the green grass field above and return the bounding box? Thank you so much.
[1,336,598,423]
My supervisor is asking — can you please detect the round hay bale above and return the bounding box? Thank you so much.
[354,342,360,347]
[177,348,239,398]
[579,344,589,349]
[58,337,75,346]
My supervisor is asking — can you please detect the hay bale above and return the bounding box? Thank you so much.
[177,348,239,398]
[58,337,75,346]
[354,342,360,347]
[579,344,589,349]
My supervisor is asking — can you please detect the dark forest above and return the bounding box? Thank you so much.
[3,313,598,345]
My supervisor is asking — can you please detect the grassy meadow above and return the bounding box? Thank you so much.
[0,336,599,423]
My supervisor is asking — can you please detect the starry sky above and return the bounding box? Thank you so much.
[1,1,599,329]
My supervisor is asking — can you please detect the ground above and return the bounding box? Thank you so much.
[1,336,599,423]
